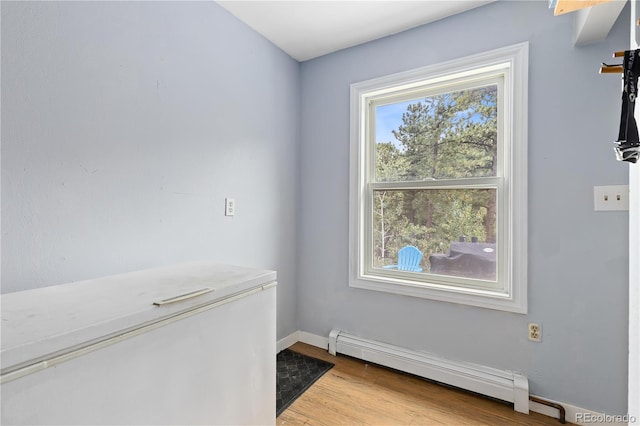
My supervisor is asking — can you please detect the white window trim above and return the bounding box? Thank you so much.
[349,42,528,314]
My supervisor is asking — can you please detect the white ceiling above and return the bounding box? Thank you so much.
[216,1,496,62]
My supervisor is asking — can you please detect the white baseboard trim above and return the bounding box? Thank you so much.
[276,331,299,353]
[277,330,329,353]
[280,330,613,423]
[530,396,630,425]
[298,331,329,350]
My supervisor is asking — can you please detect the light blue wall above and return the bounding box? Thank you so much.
[298,1,629,414]
[0,1,300,339]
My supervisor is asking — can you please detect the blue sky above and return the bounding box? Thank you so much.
[376,100,413,147]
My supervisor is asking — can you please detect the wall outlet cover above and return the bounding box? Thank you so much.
[225,198,235,216]
[528,322,542,342]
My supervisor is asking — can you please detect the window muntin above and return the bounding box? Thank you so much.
[349,43,528,313]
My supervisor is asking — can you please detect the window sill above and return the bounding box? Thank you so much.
[349,273,527,314]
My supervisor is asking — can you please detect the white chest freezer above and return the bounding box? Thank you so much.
[0,262,277,425]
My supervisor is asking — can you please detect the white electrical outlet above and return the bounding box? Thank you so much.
[594,185,629,211]
[225,198,235,216]
[528,323,541,342]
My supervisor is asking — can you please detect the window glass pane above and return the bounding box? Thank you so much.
[373,188,497,281]
[375,85,498,182]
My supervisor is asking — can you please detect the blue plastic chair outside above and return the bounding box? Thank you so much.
[383,245,423,272]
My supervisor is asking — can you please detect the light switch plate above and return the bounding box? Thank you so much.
[594,185,629,211]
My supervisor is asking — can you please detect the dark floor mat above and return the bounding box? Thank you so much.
[276,348,334,416]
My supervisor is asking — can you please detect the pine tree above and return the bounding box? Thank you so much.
[374,85,498,270]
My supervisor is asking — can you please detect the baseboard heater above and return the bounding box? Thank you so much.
[328,329,529,414]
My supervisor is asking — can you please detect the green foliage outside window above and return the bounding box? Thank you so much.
[374,86,498,271]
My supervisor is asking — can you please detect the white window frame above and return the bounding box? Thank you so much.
[349,43,528,313]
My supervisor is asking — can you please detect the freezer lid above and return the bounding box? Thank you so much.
[1,262,276,373]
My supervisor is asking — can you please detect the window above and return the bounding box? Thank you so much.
[349,43,528,313]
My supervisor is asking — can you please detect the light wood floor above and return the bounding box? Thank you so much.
[277,342,566,426]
